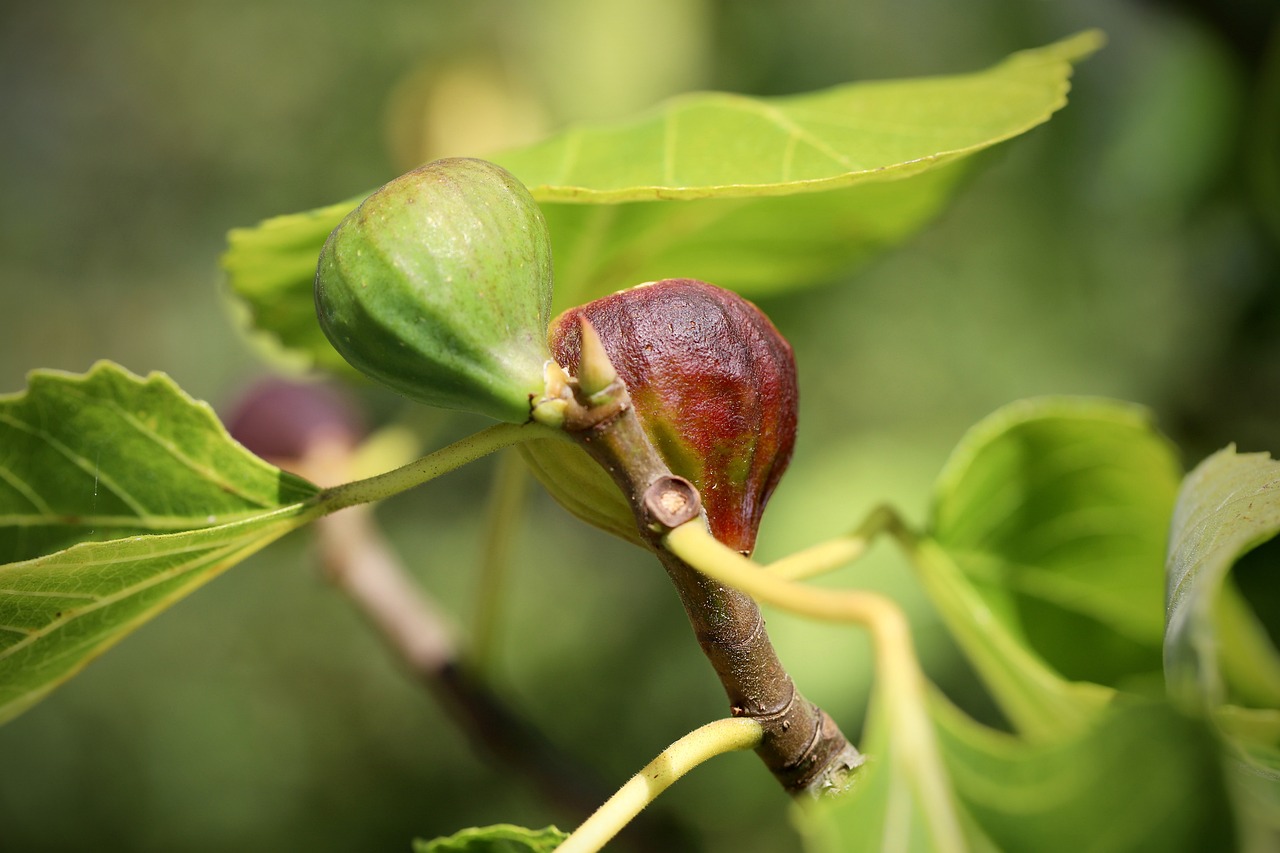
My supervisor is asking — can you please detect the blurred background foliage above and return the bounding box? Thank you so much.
[1,0,1277,850]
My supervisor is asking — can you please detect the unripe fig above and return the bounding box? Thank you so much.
[315,158,553,423]
[523,279,798,555]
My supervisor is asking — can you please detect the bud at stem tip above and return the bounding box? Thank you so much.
[576,317,618,398]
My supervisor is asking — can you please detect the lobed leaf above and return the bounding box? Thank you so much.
[923,398,1182,738]
[413,824,568,853]
[0,362,320,723]
[222,32,1101,369]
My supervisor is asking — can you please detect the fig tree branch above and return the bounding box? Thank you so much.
[313,504,610,822]
[554,319,862,796]
[296,438,694,851]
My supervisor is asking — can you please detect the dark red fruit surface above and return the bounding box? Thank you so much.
[551,279,797,555]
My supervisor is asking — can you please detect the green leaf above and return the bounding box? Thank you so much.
[0,363,320,723]
[222,32,1102,368]
[0,362,318,564]
[909,539,1112,742]
[922,398,1182,738]
[517,437,637,545]
[537,161,967,307]
[933,695,1232,853]
[796,681,989,853]
[1215,576,1280,710]
[1216,704,1280,853]
[497,30,1101,202]
[223,197,363,373]
[1165,446,1280,709]
[413,824,568,853]
[799,691,1233,853]
[1163,447,1280,850]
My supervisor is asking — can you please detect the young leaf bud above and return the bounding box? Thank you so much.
[526,279,798,555]
[315,158,553,423]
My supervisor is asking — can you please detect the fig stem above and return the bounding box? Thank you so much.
[317,421,565,513]
[557,717,763,853]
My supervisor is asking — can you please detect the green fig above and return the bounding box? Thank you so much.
[315,158,553,423]
[523,279,798,555]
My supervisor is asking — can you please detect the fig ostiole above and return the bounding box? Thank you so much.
[522,278,798,556]
[315,158,553,424]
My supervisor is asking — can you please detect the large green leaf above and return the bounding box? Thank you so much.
[1163,447,1280,851]
[0,362,317,563]
[0,363,320,723]
[498,31,1100,202]
[413,824,568,853]
[908,539,1112,743]
[799,691,1232,853]
[537,161,966,308]
[222,32,1101,370]
[922,398,1182,738]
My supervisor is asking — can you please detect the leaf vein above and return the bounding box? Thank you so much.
[0,462,54,516]
[748,100,857,172]
[0,412,148,517]
[0,531,266,663]
[58,384,274,509]
[0,510,267,531]
[0,588,101,601]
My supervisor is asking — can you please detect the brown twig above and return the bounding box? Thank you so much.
[311,501,695,849]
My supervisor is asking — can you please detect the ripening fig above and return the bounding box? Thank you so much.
[523,279,798,555]
[226,378,366,464]
[315,158,553,423]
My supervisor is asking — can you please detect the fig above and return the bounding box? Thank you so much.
[315,158,553,423]
[523,279,798,555]
[225,378,366,463]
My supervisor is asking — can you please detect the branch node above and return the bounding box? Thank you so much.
[642,476,701,532]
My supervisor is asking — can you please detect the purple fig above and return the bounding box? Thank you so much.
[524,279,798,555]
[225,378,366,464]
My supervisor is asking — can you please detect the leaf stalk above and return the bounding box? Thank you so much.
[316,421,564,513]
[556,717,764,853]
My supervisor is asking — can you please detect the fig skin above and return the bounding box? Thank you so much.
[315,158,553,423]
[530,279,798,555]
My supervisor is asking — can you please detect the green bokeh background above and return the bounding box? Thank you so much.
[1,1,1277,850]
